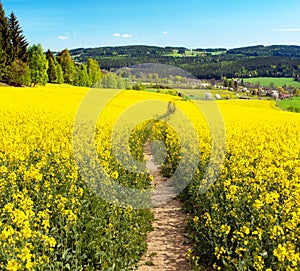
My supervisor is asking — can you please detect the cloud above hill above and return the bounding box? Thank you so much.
[113,33,132,38]
[58,35,69,40]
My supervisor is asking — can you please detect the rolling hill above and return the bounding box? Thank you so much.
[69,45,300,80]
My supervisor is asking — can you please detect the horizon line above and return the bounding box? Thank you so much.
[48,43,300,52]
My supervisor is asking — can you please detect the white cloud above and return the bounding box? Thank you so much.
[58,35,69,40]
[162,31,168,35]
[273,28,300,32]
[122,34,132,38]
[113,33,133,38]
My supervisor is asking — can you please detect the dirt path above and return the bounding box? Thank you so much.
[136,141,191,271]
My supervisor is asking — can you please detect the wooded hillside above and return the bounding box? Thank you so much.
[69,45,300,80]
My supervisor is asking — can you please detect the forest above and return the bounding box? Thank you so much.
[69,45,300,80]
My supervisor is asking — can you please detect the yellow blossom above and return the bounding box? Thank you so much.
[6,259,21,271]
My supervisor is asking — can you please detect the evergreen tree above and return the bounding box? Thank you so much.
[87,58,102,86]
[58,48,75,84]
[47,57,57,83]
[46,49,64,84]
[8,12,28,62]
[46,49,54,61]
[46,49,58,83]
[0,2,11,80]
[0,39,5,80]
[28,44,48,86]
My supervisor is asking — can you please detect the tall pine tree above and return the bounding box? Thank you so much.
[46,49,58,83]
[58,48,75,84]
[0,2,11,80]
[46,49,64,84]
[8,12,28,62]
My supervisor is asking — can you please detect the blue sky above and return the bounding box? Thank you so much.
[2,0,300,51]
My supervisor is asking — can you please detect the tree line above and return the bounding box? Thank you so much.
[0,2,127,88]
[46,48,128,88]
[70,45,300,80]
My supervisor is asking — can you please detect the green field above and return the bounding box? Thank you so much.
[176,89,237,99]
[164,50,225,57]
[164,50,204,57]
[279,97,300,112]
[243,77,300,88]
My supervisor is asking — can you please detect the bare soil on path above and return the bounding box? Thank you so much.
[136,141,191,271]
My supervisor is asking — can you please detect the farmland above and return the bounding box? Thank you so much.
[243,77,300,88]
[279,97,300,112]
[186,99,300,270]
[0,85,155,270]
[0,85,300,270]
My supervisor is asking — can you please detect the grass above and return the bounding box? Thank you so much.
[163,50,224,57]
[180,89,237,100]
[143,88,237,100]
[243,77,300,88]
[210,51,225,55]
[144,261,155,266]
[184,50,204,56]
[149,252,158,257]
[279,96,300,112]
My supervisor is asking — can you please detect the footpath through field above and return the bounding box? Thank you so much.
[136,140,191,271]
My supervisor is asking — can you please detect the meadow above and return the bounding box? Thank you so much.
[279,97,300,112]
[180,89,237,100]
[243,77,300,88]
[0,84,300,270]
